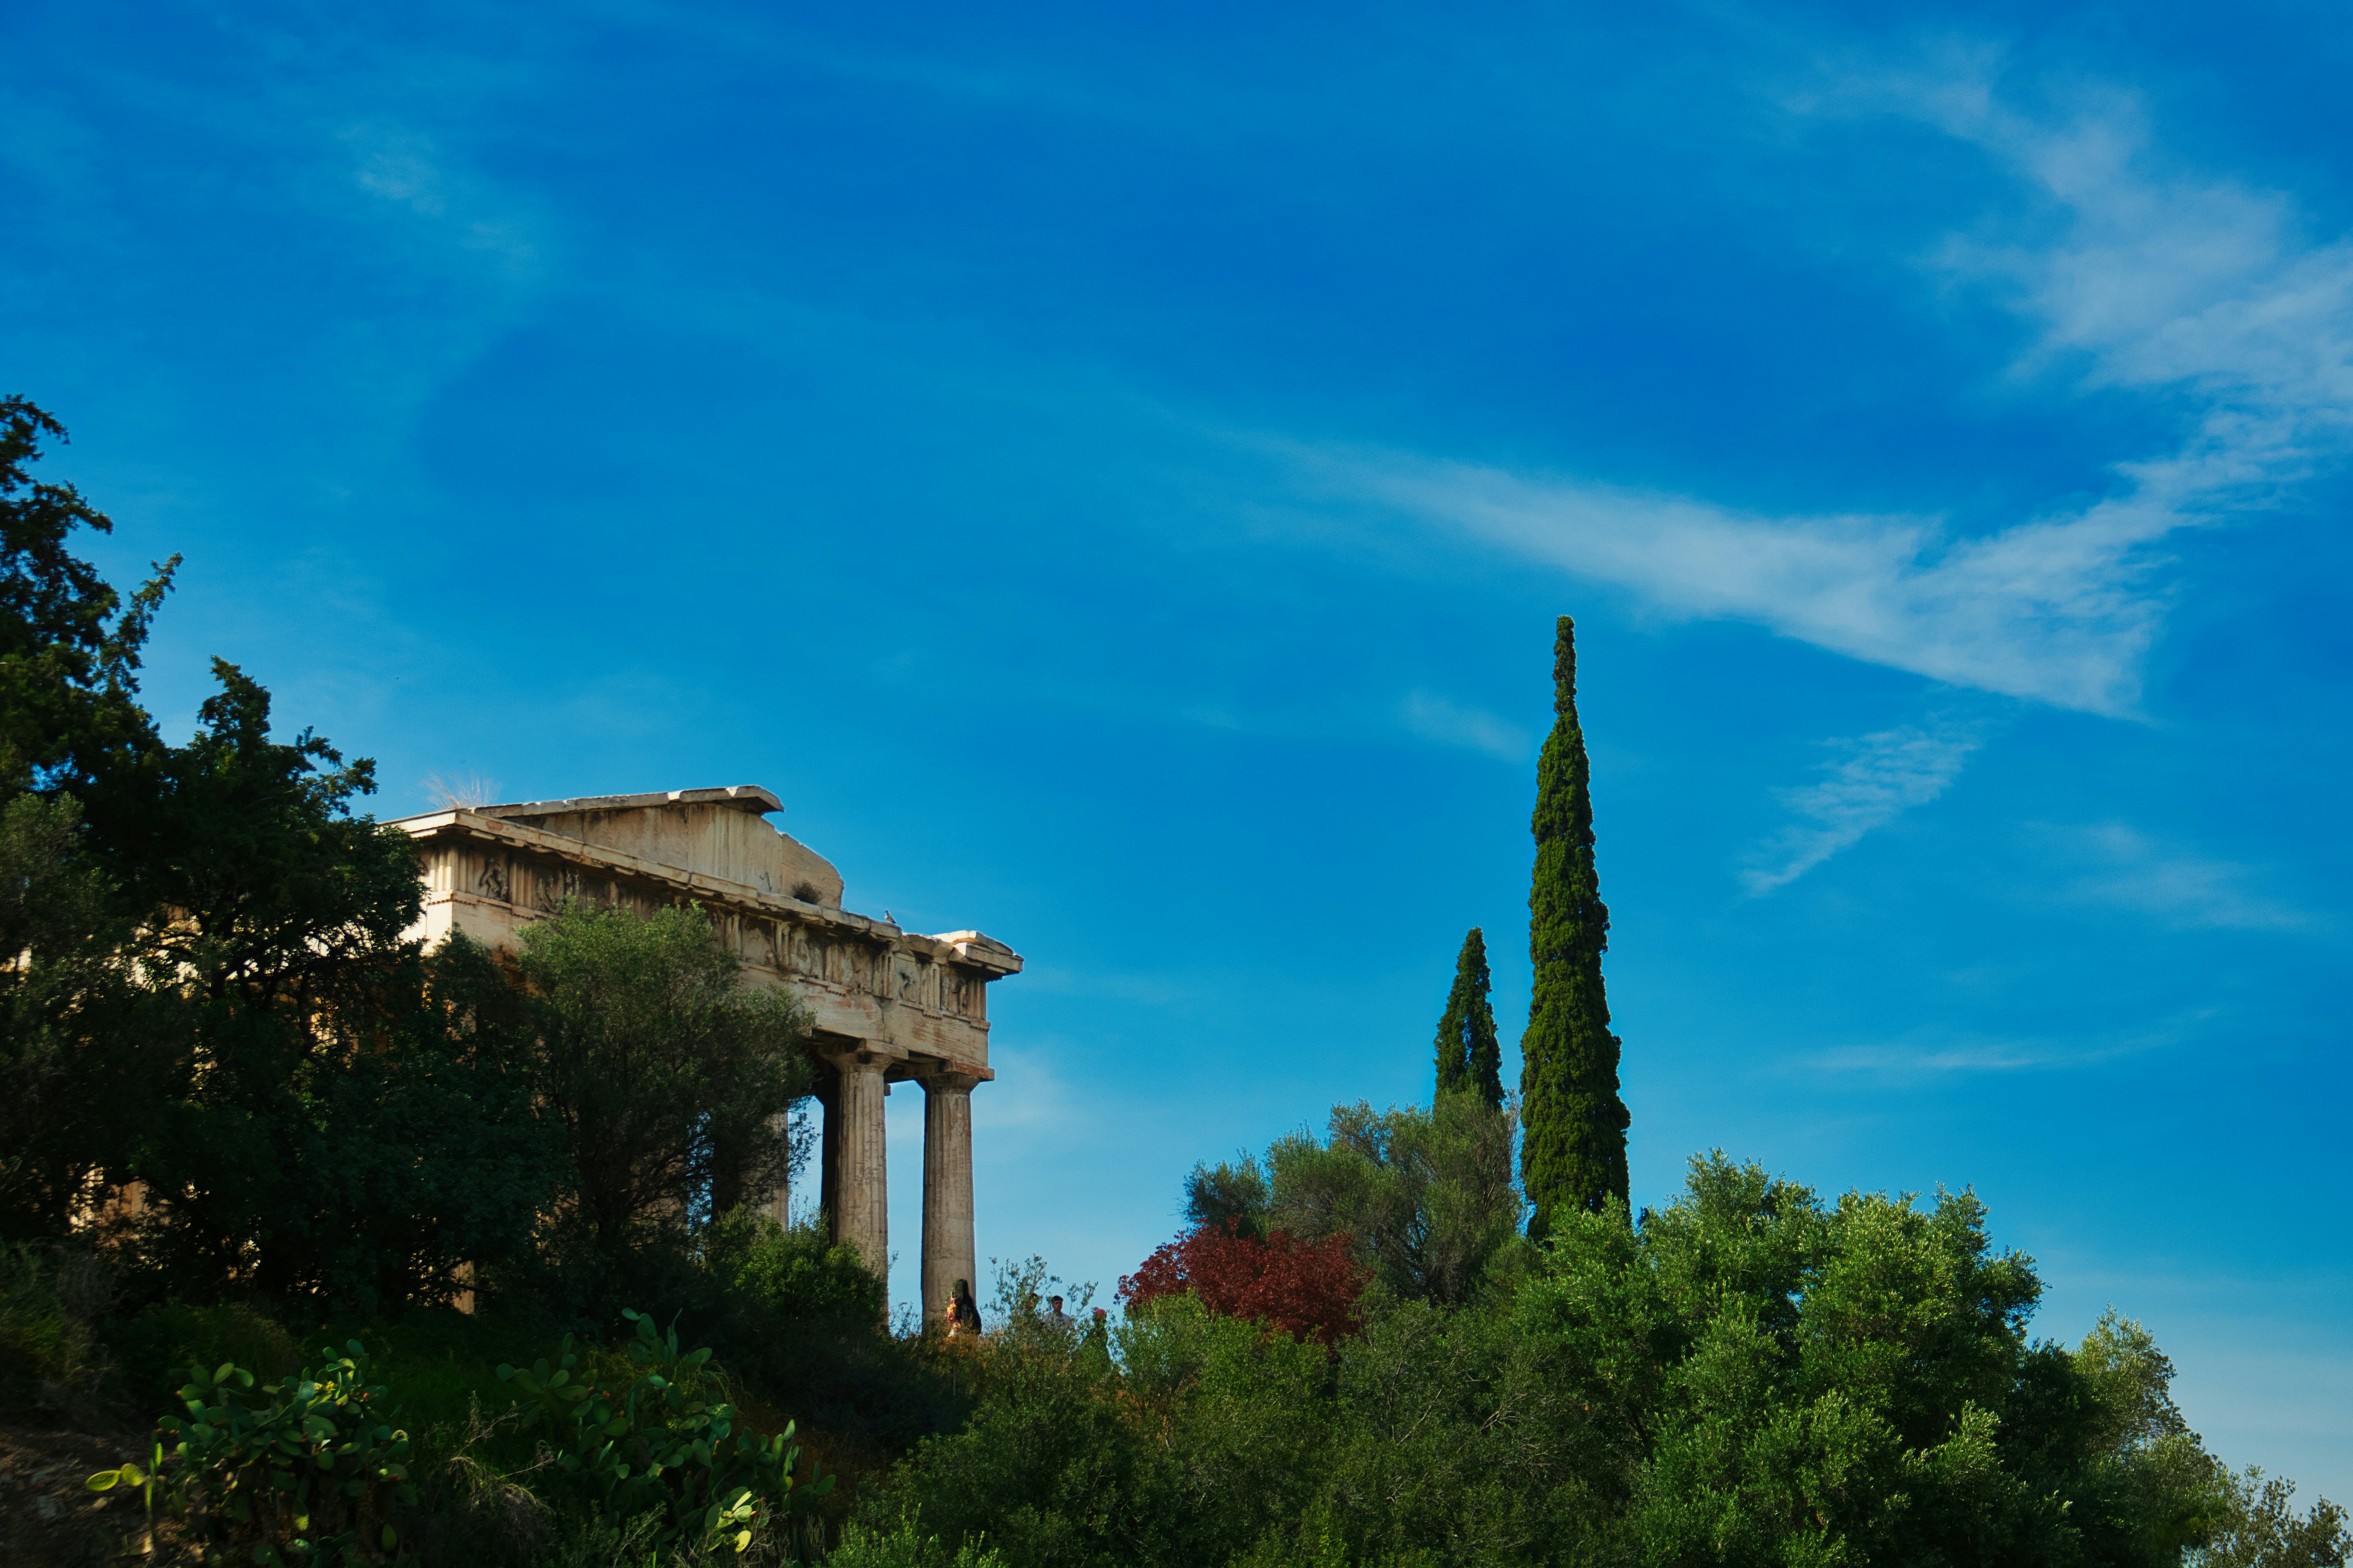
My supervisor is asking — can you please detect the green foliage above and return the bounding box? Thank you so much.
[1273,1096,1525,1308]
[0,555,563,1307]
[517,900,814,1277]
[127,924,564,1315]
[90,658,421,1004]
[870,1292,1333,1568]
[828,1518,1008,1568]
[46,656,568,1315]
[682,1215,972,1486]
[1186,1096,1526,1309]
[1182,1153,1271,1242]
[876,1154,2323,1568]
[90,1340,418,1566]
[1519,614,1630,1238]
[110,1301,308,1405]
[722,1212,888,1333]
[0,395,174,800]
[2193,1467,2351,1567]
[0,793,182,1242]
[1433,926,1503,1110]
[0,1242,120,1422]
[498,1306,833,1557]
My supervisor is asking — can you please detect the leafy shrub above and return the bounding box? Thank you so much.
[828,1518,1008,1567]
[1119,1224,1369,1347]
[498,1306,832,1556]
[723,1215,883,1331]
[110,1299,302,1403]
[89,1339,416,1565]
[1186,1094,1529,1309]
[675,1215,969,1495]
[863,1288,1334,1568]
[0,1239,127,1425]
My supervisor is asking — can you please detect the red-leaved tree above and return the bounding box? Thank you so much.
[1117,1224,1370,1347]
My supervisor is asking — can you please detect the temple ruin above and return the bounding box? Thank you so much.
[388,785,1020,1324]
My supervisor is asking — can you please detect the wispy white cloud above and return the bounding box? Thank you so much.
[1305,67,2353,725]
[337,123,543,276]
[1741,713,1992,893]
[1881,66,2353,417]
[1397,689,1528,761]
[1805,1004,2214,1078]
[1811,1036,2067,1075]
[1806,1023,2180,1078]
[1337,458,2163,714]
[2054,823,2314,931]
[1297,66,2353,881]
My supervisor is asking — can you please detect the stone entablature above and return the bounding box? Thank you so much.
[387,784,1019,1322]
[395,786,1018,1076]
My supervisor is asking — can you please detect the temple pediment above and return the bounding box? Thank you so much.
[389,786,1020,1077]
[469,785,846,906]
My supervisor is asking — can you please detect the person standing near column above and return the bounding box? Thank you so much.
[920,1071,982,1327]
[944,1277,981,1339]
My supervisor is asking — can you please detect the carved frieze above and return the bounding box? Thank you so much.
[408,814,1002,1026]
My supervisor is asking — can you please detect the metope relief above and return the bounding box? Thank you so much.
[715,907,993,1020]
[529,864,582,912]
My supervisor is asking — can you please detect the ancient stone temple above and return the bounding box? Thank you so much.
[388,785,1020,1324]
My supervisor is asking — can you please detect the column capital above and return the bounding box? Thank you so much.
[920,1069,984,1096]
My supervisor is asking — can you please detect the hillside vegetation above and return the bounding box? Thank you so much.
[0,396,2340,1565]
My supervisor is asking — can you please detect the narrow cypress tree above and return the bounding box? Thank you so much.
[1520,615,1629,1239]
[1433,928,1504,1110]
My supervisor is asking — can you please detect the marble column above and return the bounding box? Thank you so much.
[921,1071,981,1328]
[815,1061,840,1236]
[754,1109,793,1227]
[828,1051,890,1271]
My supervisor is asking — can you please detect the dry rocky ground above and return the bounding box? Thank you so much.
[0,1426,177,1567]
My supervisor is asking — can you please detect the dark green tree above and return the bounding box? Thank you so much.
[0,793,180,1241]
[1519,615,1628,1240]
[90,660,422,1005]
[115,664,557,1311]
[0,400,182,1241]
[516,900,813,1276]
[1433,926,1503,1109]
[1260,1095,1526,1308]
[0,396,174,802]
[1183,1153,1271,1241]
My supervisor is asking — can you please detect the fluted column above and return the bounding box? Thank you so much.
[815,1062,840,1234]
[827,1051,890,1272]
[754,1110,792,1227]
[921,1071,981,1328]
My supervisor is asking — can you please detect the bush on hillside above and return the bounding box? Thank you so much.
[860,1152,2349,1568]
[88,1340,415,1565]
[1184,1092,1527,1309]
[1118,1226,1369,1348]
[498,1307,832,1557]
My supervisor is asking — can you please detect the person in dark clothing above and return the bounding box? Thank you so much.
[946,1277,982,1338]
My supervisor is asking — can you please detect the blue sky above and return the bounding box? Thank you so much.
[6,0,2348,1501]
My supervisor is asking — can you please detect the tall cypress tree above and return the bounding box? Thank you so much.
[1520,615,1629,1239]
[1433,927,1503,1110]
